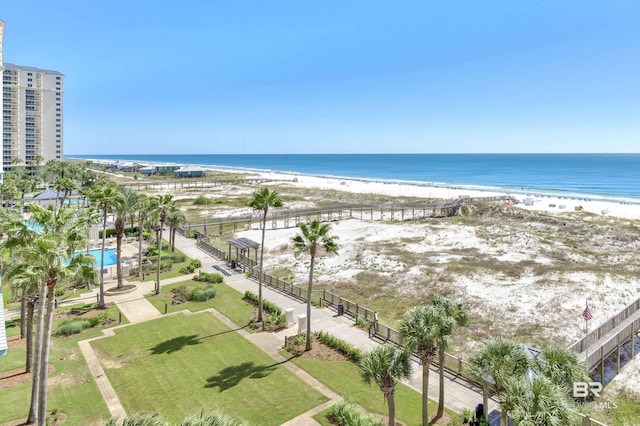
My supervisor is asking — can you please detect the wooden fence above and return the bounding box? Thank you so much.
[185,227,475,381]
[181,226,610,426]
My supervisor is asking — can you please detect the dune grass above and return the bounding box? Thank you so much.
[90,313,327,425]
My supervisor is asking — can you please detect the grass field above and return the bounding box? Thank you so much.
[90,313,328,425]
[0,304,123,425]
[289,355,444,425]
[145,278,254,327]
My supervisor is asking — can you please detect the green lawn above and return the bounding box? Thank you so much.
[290,355,445,426]
[145,279,254,327]
[0,304,123,425]
[90,313,328,425]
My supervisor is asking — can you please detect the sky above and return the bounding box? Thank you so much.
[2,1,639,155]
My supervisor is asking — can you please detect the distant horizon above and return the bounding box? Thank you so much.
[3,1,639,156]
[68,152,640,157]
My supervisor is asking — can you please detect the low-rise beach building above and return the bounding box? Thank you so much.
[174,166,206,178]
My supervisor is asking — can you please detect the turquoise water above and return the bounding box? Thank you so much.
[71,153,640,201]
[69,248,118,267]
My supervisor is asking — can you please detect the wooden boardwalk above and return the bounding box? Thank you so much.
[186,195,517,235]
[569,297,640,379]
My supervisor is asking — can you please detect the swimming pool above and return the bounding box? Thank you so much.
[69,248,119,267]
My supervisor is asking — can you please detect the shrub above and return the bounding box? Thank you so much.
[193,195,212,205]
[285,333,308,356]
[54,287,65,297]
[315,330,362,362]
[171,286,190,304]
[328,400,384,426]
[171,253,186,263]
[194,271,224,284]
[188,285,217,302]
[243,291,282,315]
[55,319,91,336]
[180,259,202,274]
[180,264,195,274]
[263,312,286,330]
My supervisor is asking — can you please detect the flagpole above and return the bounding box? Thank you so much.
[584,301,589,367]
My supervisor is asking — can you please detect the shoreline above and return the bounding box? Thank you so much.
[74,156,640,219]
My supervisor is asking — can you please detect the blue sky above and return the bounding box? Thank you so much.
[2,1,639,154]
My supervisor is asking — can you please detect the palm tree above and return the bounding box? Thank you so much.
[399,304,443,426]
[535,343,589,394]
[54,176,77,207]
[360,344,411,426]
[431,295,469,420]
[5,204,92,424]
[88,180,122,307]
[468,337,532,425]
[150,194,174,294]
[166,206,187,252]
[135,195,151,279]
[499,374,576,425]
[112,188,135,289]
[248,188,283,323]
[291,220,338,351]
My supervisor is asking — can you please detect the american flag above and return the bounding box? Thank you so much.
[582,305,593,321]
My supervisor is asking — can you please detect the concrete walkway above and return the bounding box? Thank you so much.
[8,233,496,424]
[171,234,497,419]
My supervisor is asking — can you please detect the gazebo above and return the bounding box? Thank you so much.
[227,237,260,268]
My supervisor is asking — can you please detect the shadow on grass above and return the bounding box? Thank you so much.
[150,327,248,355]
[150,335,202,354]
[69,303,97,316]
[205,360,287,391]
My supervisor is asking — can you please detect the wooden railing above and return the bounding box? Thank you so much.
[186,227,611,426]
[569,296,640,354]
[188,229,475,381]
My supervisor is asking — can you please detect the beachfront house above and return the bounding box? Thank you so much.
[156,165,181,175]
[174,166,206,178]
[139,165,155,176]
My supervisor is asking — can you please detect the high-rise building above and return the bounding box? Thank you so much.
[0,20,64,181]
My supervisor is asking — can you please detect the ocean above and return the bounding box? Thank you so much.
[70,153,640,202]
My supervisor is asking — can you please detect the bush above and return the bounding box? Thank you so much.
[194,271,223,284]
[180,264,196,274]
[315,330,362,362]
[171,253,186,263]
[55,319,91,336]
[179,259,202,274]
[264,312,286,330]
[328,400,384,426]
[285,333,308,356]
[193,195,212,205]
[171,286,190,304]
[243,291,282,315]
[188,285,217,302]
[54,287,65,297]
